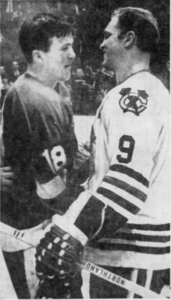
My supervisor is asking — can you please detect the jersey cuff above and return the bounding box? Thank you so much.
[52,214,88,246]
[36,175,66,200]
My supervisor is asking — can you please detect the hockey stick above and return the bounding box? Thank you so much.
[79,261,162,299]
[0,222,164,298]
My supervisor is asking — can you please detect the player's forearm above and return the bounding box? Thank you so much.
[62,190,127,242]
[61,164,148,243]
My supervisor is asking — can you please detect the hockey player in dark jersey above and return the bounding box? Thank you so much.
[35,7,170,298]
[1,13,85,298]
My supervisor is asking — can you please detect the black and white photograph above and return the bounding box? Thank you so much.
[0,0,170,298]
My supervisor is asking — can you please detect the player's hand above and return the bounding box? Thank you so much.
[35,223,83,281]
[0,166,14,193]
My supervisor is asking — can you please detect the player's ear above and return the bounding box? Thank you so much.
[32,50,44,64]
[124,31,136,49]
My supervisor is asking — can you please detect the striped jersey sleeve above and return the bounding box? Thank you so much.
[71,108,151,240]
[64,74,169,244]
[98,164,148,219]
[73,164,149,240]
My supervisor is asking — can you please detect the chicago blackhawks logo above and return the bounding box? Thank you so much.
[119,88,148,116]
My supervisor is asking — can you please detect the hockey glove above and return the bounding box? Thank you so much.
[35,224,83,281]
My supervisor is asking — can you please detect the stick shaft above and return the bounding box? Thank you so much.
[0,222,164,298]
[80,261,162,299]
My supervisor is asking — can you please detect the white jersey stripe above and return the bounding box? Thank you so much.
[100,181,144,210]
[96,192,133,219]
[122,229,171,236]
[128,215,171,225]
[96,238,171,248]
[108,170,148,194]
[36,175,66,200]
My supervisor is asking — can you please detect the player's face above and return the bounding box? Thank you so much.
[43,35,75,84]
[100,16,124,71]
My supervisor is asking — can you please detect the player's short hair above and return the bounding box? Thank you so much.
[112,7,160,53]
[19,13,73,63]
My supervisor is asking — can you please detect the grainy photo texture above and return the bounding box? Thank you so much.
[0,0,170,299]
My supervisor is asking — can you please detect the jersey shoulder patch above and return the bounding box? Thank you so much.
[119,88,149,116]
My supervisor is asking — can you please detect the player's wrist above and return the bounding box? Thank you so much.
[52,214,88,246]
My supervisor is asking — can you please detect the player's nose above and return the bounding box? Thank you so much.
[100,40,106,52]
[69,48,76,60]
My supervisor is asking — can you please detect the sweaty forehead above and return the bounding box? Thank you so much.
[105,16,119,34]
[54,35,73,44]
[49,35,74,50]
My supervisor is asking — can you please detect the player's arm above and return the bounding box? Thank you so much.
[3,88,32,167]
[36,163,147,281]
[36,89,153,278]
[59,99,151,242]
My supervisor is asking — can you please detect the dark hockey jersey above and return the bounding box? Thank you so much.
[2,73,78,229]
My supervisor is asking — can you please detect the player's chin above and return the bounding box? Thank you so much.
[63,69,71,81]
[102,57,110,69]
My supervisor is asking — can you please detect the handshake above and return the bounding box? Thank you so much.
[35,215,84,298]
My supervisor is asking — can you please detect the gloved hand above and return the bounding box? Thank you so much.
[35,223,83,281]
[35,275,73,299]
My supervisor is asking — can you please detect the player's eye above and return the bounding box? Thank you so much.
[104,32,111,39]
[62,46,69,51]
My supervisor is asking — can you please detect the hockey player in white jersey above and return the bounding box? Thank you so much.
[35,7,170,298]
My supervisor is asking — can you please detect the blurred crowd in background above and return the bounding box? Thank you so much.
[0,0,170,114]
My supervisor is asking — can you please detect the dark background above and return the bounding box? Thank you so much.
[0,0,170,73]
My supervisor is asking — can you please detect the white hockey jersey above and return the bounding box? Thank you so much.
[63,71,170,270]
